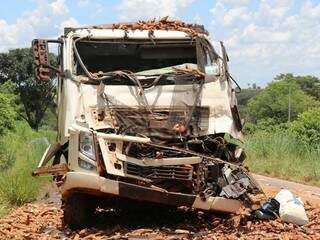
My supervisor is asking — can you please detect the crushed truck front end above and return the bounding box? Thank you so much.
[32,20,263,229]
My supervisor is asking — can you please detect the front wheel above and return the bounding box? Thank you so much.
[62,193,96,229]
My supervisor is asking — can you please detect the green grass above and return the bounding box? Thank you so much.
[0,121,56,215]
[244,130,320,186]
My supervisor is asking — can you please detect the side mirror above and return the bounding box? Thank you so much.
[32,39,61,81]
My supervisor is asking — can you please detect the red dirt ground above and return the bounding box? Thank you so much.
[0,181,319,240]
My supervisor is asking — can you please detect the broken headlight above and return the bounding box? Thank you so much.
[78,159,96,171]
[79,131,96,160]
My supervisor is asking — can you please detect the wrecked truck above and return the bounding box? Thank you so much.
[32,19,263,229]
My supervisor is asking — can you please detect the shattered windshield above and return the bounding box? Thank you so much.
[74,40,197,77]
[72,37,220,84]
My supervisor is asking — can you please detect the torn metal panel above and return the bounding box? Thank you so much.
[80,81,242,140]
[37,143,62,168]
[60,172,243,213]
[220,178,251,198]
[32,163,69,176]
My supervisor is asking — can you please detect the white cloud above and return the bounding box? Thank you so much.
[253,1,291,26]
[59,17,80,31]
[210,2,251,27]
[301,0,320,19]
[223,7,250,26]
[77,0,105,18]
[50,0,68,16]
[116,0,195,21]
[209,0,320,85]
[0,0,76,52]
[77,0,90,7]
[241,24,291,43]
[192,14,201,24]
[222,0,250,7]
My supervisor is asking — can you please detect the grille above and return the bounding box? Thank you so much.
[125,163,193,181]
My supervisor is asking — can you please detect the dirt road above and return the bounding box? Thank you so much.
[0,175,319,240]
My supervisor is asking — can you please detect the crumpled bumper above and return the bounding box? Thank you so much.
[60,172,243,213]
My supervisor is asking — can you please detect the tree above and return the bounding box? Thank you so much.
[236,88,262,106]
[275,73,320,101]
[290,108,320,146]
[244,79,319,123]
[0,48,56,130]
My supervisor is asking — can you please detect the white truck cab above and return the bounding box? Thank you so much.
[32,19,262,229]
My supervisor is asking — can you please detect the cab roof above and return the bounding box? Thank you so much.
[64,17,209,37]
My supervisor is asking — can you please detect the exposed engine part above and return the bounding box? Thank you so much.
[219,166,252,198]
[120,142,254,199]
[124,134,246,164]
[220,178,250,198]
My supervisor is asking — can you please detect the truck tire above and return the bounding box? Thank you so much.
[62,193,96,229]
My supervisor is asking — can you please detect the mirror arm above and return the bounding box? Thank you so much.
[227,73,241,93]
[219,41,241,93]
[43,64,61,74]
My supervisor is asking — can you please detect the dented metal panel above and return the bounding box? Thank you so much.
[79,80,242,140]
[32,19,264,216]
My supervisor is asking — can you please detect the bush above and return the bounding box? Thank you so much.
[289,108,320,146]
[243,118,288,134]
[0,93,16,135]
[0,122,55,209]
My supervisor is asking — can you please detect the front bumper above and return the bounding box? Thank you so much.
[60,172,243,213]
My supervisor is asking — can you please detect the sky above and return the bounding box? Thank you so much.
[0,0,319,87]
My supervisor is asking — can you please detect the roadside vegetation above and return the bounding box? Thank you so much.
[0,48,57,215]
[239,74,320,186]
[0,123,55,216]
[245,129,320,185]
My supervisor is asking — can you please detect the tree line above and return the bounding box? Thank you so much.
[237,73,320,146]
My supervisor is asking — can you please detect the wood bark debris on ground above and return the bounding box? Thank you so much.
[0,188,319,240]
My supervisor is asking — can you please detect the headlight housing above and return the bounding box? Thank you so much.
[78,159,96,171]
[79,131,96,160]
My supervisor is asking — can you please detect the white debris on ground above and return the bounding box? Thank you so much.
[275,189,309,226]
